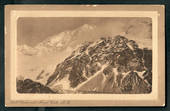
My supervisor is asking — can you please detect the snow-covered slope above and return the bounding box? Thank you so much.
[35,24,96,54]
[17,45,38,56]
[17,24,96,85]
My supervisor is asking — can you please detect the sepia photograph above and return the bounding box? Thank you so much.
[17,17,152,94]
[5,5,165,107]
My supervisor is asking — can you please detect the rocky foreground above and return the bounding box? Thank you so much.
[17,79,55,93]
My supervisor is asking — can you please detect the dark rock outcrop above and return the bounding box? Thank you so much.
[17,79,55,93]
[121,71,151,94]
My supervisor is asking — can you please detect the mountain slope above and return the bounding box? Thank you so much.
[46,35,152,94]
[17,24,97,87]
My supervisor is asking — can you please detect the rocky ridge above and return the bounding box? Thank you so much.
[45,35,152,94]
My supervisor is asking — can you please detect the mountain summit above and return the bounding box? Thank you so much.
[45,35,152,94]
[35,24,96,54]
[17,24,96,56]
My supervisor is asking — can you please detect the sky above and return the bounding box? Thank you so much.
[17,17,152,47]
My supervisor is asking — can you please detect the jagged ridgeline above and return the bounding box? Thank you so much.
[17,35,152,94]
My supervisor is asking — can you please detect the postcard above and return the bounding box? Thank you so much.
[5,5,165,107]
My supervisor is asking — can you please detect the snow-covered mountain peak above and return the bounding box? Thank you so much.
[80,24,96,30]
[18,44,32,51]
[34,24,96,53]
[18,45,38,56]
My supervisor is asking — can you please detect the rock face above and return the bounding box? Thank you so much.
[17,79,55,93]
[45,35,152,94]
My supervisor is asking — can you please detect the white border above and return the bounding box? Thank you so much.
[10,10,158,101]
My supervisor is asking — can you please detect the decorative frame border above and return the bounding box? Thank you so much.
[5,5,165,107]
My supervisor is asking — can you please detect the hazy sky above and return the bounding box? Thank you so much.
[17,17,151,47]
